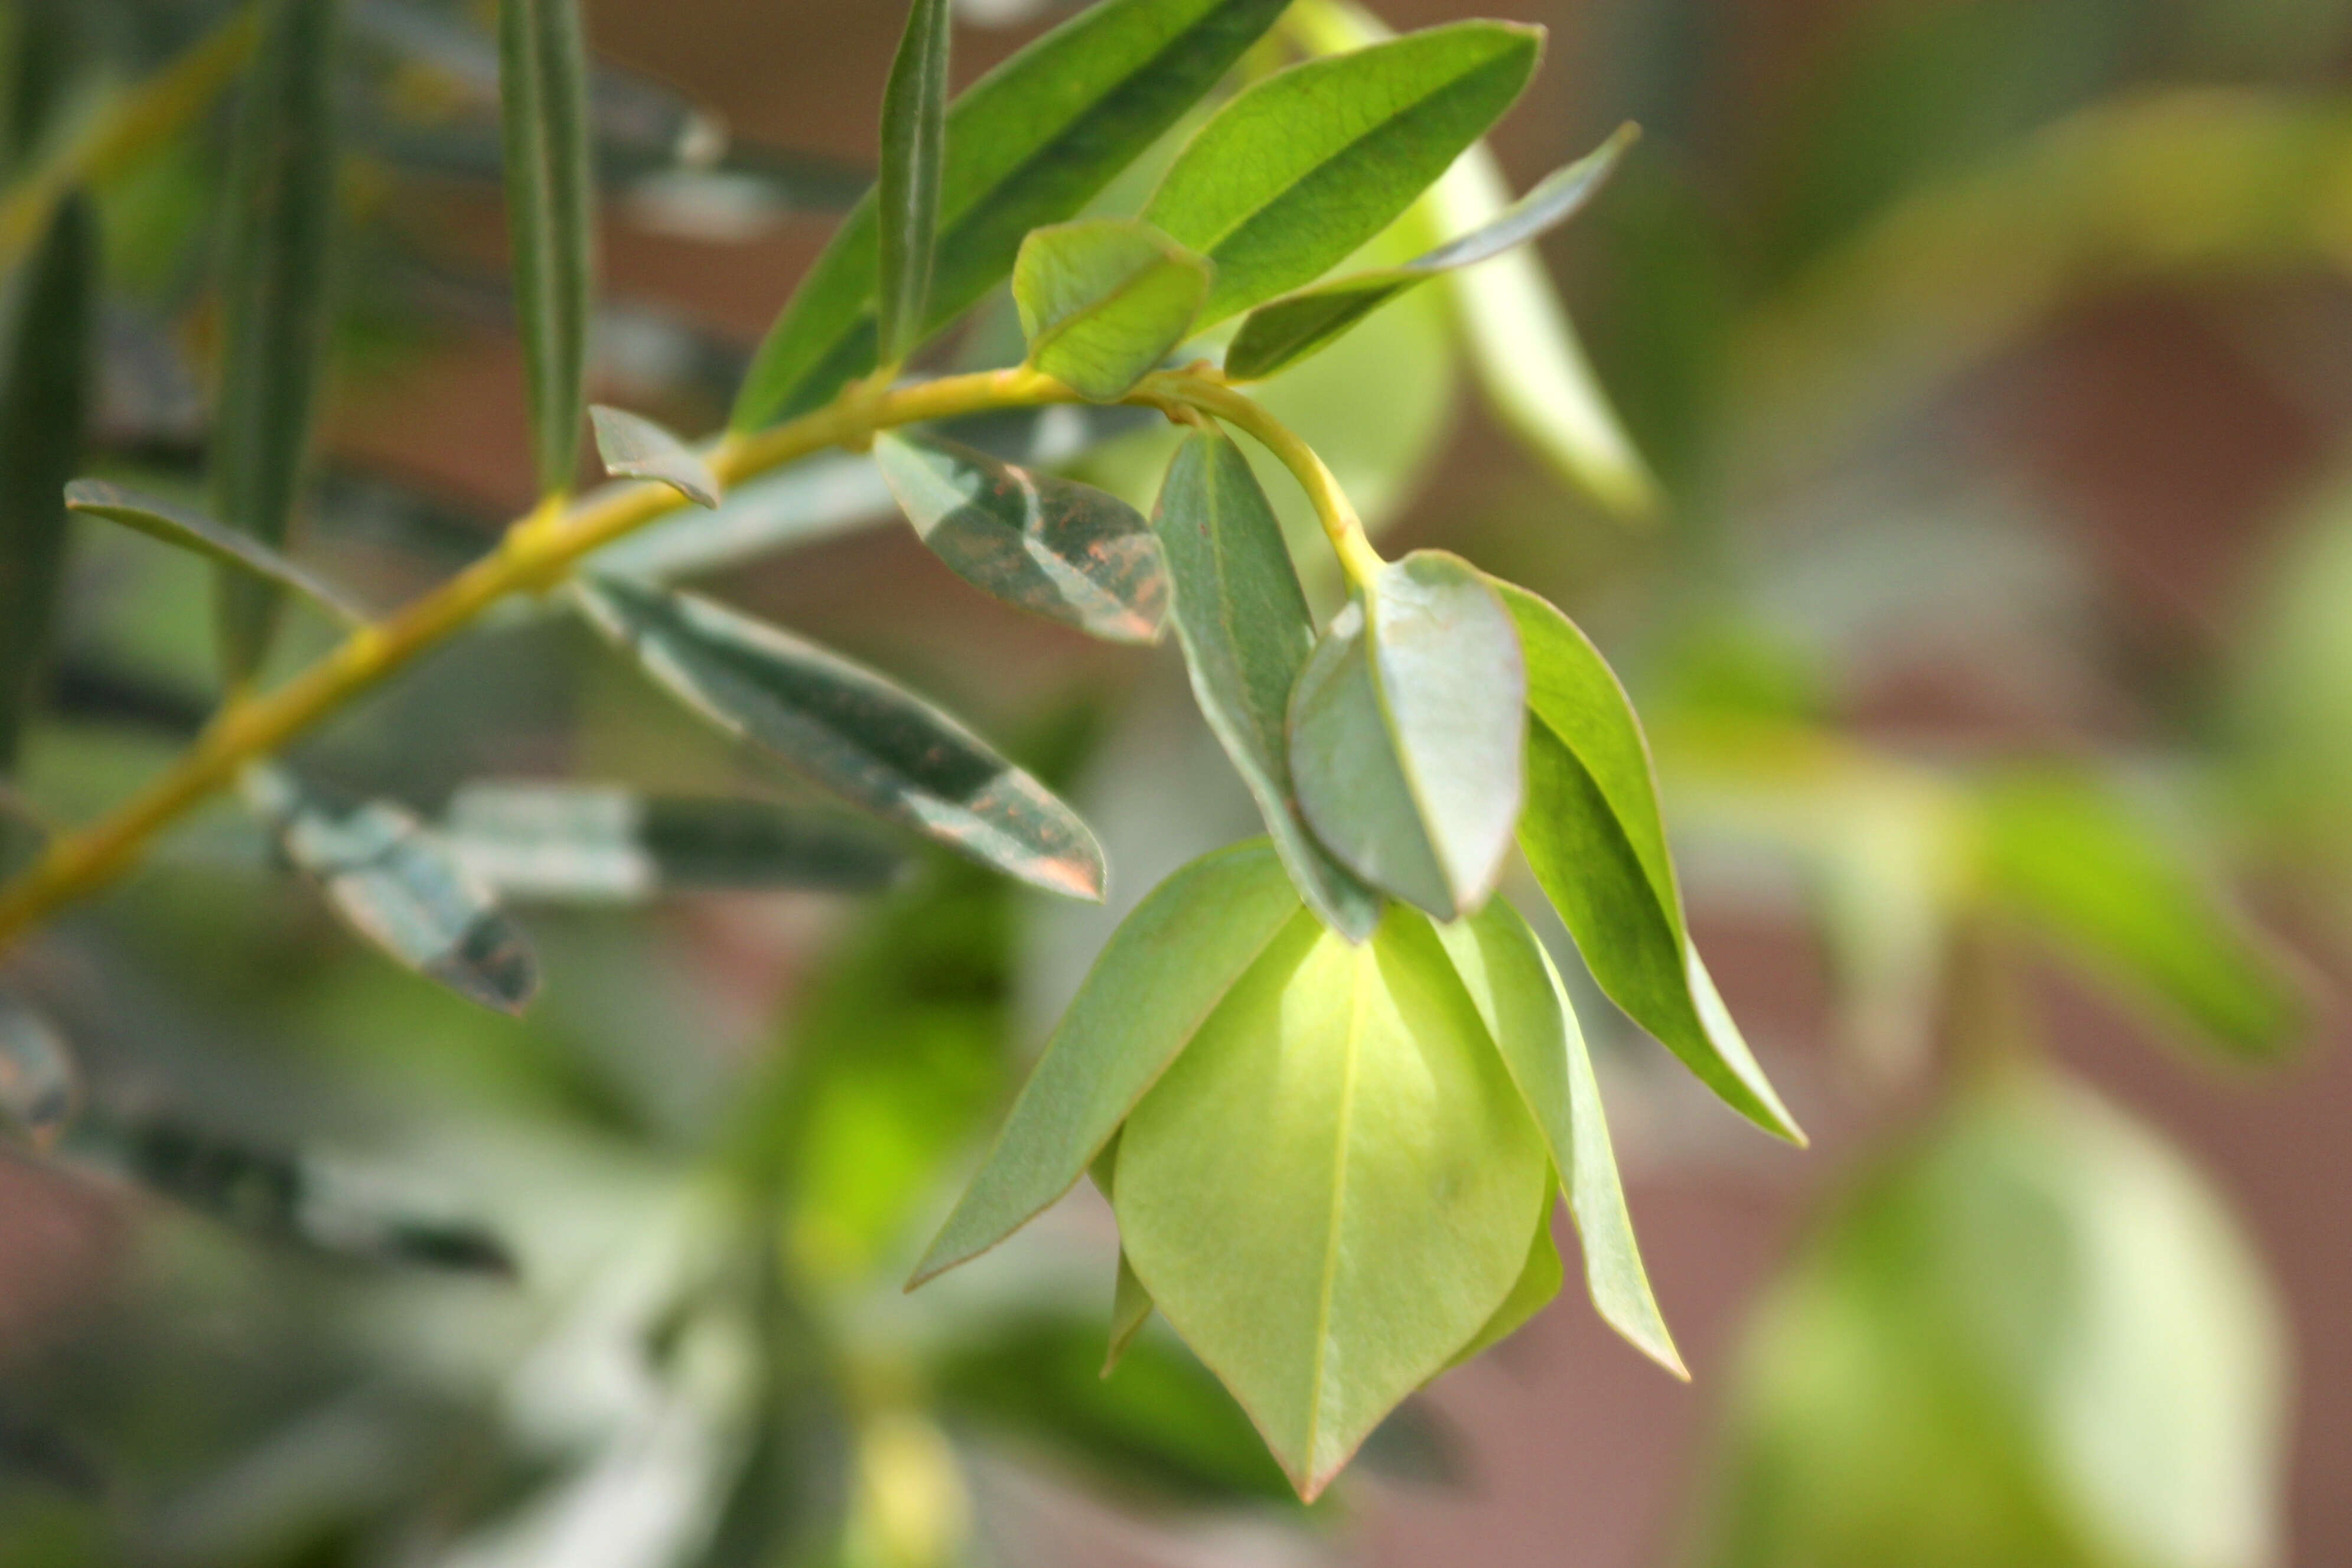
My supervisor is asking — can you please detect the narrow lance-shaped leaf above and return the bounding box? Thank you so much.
[213,0,341,686]
[1497,581,1803,1142]
[574,576,1105,899]
[1226,123,1637,382]
[1152,430,1379,940]
[590,405,721,508]
[66,481,369,628]
[1289,552,1526,921]
[874,431,1168,644]
[1014,218,1211,401]
[1141,21,1542,326]
[731,0,1289,431]
[0,193,94,774]
[244,764,541,1015]
[0,988,79,1149]
[876,0,951,366]
[499,0,596,498]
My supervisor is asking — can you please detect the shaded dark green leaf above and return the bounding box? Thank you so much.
[730,0,1289,431]
[875,431,1168,643]
[66,480,369,627]
[245,764,541,1014]
[589,405,721,508]
[1152,430,1378,938]
[213,0,342,686]
[1014,217,1211,400]
[499,0,596,498]
[0,987,78,1149]
[573,577,1105,898]
[876,0,952,366]
[1225,122,1636,381]
[1142,21,1543,325]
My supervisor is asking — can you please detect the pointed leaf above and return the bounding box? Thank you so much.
[1225,124,1635,380]
[1141,21,1542,325]
[874,431,1168,643]
[66,481,369,627]
[1433,894,1683,1375]
[0,193,94,774]
[590,406,721,508]
[1500,581,1804,1143]
[910,840,1303,1285]
[1153,430,1379,939]
[1107,1249,1153,1375]
[1289,552,1526,920]
[499,0,596,497]
[213,0,341,686]
[877,0,952,366]
[731,0,1289,430]
[1113,906,1548,1498]
[1014,218,1211,400]
[574,576,1103,898]
[1449,1197,1563,1367]
[0,988,78,1148]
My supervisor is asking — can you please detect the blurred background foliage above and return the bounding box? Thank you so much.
[0,0,2347,1564]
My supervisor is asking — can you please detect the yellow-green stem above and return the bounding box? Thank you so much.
[1155,371,1387,586]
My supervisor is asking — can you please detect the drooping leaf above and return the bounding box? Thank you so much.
[442,780,900,903]
[1107,1248,1153,1375]
[589,405,721,508]
[1975,771,2304,1060]
[66,480,369,627]
[213,0,341,686]
[1449,1197,1563,1367]
[1289,552,1526,921]
[1500,581,1804,1143]
[245,764,541,1014]
[0,987,77,1148]
[876,0,951,366]
[574,576,1104,898]
[1013,217,1211,400]
[1224,123,1636,381]
[1141,20,1542,326]
[0,192,93,774]
[731,0,1289,430]
[874,431,1168,644]
[910,840,1304,1285]
[1152,429,1378,939]
[498,0,596,498]
[1112,905,1548,1498]
[1432,894,1683,1375]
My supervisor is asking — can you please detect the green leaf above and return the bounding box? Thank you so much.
[1289,551,1526,921]
[0,192,94,775]
[1152,429,1379,939]
[213,0,341,687]
[1112,905,1548,1499]
[1014,218,1211,401]
[1224,123,1636,381]
[65,481,369,628]
[1141,20,1542,326]
[876,0,950,366]
[574,576,1105,898]
[589,405,721,508]
[874,431,1168,644]
[1975,771,2304,1059]
[730,0,1288,431]
[1500,581,1804,1143]
[1432,894,1683,1375]
[909,840,1304,1285]
[441,781,900,902]
[0,987,77,1149]
[1449,1196,1563,1367]
[1107,1248,1154,1376]
[499,0,596,498]
[244,764,541,1014]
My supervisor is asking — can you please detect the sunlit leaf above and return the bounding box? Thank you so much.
[1152,429,1379,938]
[876,0,951,367]
[910,840,1303,1284]
[499,0,595,498]
[213,0,340,686]
[245,764,541,1014]
[874,431,1168,643]
[1500,581,1803,1143]
[1142,20,1542,325]
[589,405,721,508]
[0,987,77,1149]
[1289,552,1526,920]
[1225,123,1635,381]
[1113,905,1548,1498]
[574,576,1105,898]
[1014,217,1211,400]
[1449,1197,1563,1367]
[66,480,369,627]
